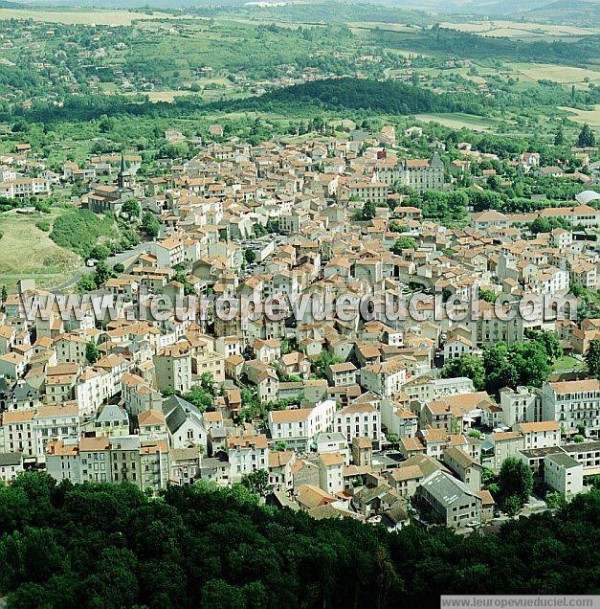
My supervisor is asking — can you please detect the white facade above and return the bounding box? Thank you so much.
[268,400,336,450]
[544,453,583,496]
[334,403,381,445]
[542,380,600,437]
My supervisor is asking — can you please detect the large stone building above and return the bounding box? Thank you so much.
[377,152,445,194]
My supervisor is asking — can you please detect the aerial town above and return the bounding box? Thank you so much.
[3,1,600,604]
[0,119,599,533]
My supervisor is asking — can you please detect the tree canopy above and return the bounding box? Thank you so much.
[2,473,600,608]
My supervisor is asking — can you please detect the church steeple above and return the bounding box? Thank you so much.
[118,153,127,190]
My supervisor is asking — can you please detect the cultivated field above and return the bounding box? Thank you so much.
[0,210,80,290]
[0,8,171,26]
[559,105,600,128]
[413,112,495,132]
[440,20,600,40]
[510,63,600,86]
[124,90,200,103]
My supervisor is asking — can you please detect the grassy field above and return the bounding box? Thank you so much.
[124,90,200,103]
[0,209,80,291]
[413,112,495,132]
[553,355,587,374]
[510,63,600,87]
[440,20,600,40]
[348,22,417,34]
[0,8,172,26]
[559,105,600,128]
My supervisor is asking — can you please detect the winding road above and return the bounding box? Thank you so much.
[49,241,152,293]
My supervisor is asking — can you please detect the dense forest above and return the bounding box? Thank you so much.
[1,473,600,609]
[220,77,489,115]
[7,78,490,125]
[9,73,600,132]
[367,25,600,67]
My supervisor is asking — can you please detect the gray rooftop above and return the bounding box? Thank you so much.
[0,452,23,467]
[420,470,477,507]
[519,446,564,459]
[563,440,600,454]
[163,395,205,435]
[545,452,582,469]
[97,404,129,424]
[315,432,347,444]
[109,435,140,451]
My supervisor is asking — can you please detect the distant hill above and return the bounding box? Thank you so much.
[214,77,488,116]
[350,0,553,16]
[8,0,592,21]
[523,0,600,23]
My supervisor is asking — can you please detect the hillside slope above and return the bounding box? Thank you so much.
[1,473,600,608]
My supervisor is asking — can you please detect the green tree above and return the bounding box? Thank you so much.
[498,457,533,512]
[201,579,244,609]
[89,244,110,261]
[200,372,216,396]
[77,273,97,294]
[121,199,141,219]
[93,261,114,287]
[479,289,497,304]
[586,339,600,379]
[578,123,596,148]
[528,217,571,235]
[391,237,417,254]
[441,354,486,391]
[356,200,377,221]
[244,248,257,264]
[183,386,213,411]
[141,211,160,238]
[483,341,551,394]
[503,495,522,518]
[554,126,565,147]
[85,342,100,365]
[312,351,343,378]
[527,330,562,362]
[545,491,566,510]
[240,469,273,499]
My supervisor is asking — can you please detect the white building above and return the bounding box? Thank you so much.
[499,386,539,427]
[0,452,24,484]
[514,421,560,450]
[334,402,381,447]
[318,452,344,495]
[268,400,336,451]
[544,452,583,496]
[402,376,475,403]
[33,404,80,463]
[542,379,600,437]
[227,431,269,482]
[359,360,407,398]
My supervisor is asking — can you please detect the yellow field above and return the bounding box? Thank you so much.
[559,105,600,128]
[414,113,493,132]
[0,210,79,290]
[440,20,599,40]
[0,8,172,26]
[348,22,417,33]
[124,90,200,103]
[510,64,600,86]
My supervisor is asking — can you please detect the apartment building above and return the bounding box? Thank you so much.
[268,400,336,451]
[541,379,600,437]
[334,402,381,447]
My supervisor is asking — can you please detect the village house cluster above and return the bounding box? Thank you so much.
[1,123,600,531]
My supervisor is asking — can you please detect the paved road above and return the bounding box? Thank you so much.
[49,241,152,293]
